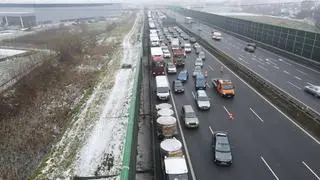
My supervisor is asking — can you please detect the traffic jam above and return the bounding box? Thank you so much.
[148,10,236,179]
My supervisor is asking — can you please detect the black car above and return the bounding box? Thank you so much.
[212,132,232,166]
[190,37,196,43]
[245,43,256,52]
[172,80,184,93]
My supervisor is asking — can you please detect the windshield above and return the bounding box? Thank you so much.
[175,81,182,87]
[157,87,169,93]
[198,96,209,101]
[222,84,234,90]
[186,112,196,118]
[168,174,188,180]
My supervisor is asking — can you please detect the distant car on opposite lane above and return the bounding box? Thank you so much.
[245,43,256,53]
[177,70,189,82]
[304,85,320,98]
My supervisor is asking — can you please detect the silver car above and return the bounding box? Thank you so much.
[195,90,210,110]
[181,105,199,128]
[304,85,320,98]
[195,58,203,67]
[193,66,202,77]
[199,51,206,60]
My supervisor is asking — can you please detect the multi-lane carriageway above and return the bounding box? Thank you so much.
[151,14,320,180]
[165,10,320,116]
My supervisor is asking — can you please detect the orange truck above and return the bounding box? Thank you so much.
[211,78,235,98]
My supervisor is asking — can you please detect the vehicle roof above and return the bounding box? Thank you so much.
[157,116,176,125]
[164,157,188,174]
[197,90,207,97]
[151,47,164,56]
[183,105,194,112]
[160,138,182,152]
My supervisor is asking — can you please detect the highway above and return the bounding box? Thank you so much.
[154,16,320,179]
[165,10,320,116]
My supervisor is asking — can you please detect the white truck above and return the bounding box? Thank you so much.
[160,138,188,179]
[156,75,170,100]
[171,38,180,50]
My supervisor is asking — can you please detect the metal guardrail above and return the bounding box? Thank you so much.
[119,10,147,180]
[175,21,320,138]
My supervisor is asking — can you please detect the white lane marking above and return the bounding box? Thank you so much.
[296,69,308,75]
[169,77,197,180]
[266,58,278,66]
[238,57,243,60]
[208,65,214,71]
[238,58,250,65]
[209,126,214,135]
[274,66,280,69]
[283,70,290,75]
[239,55,244,58]
[223,106,230,115]
[283,61,292,66]
[258,65,269,71]
[265,62,271,65]
[191,91,195,99]
[287,81,302,90]
[261,156,280,180]
[249,107,264,122]
[252,54,256,57]
[278,58,283,61]
[302,161,320,180]
[307,82,315,86]
[202,36,320,145]
[294,76,302,81]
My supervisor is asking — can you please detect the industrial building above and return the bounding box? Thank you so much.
[0,12,36,29]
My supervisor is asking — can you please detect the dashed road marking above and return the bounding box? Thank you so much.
[287,81,302,90]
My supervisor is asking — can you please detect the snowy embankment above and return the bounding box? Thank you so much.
[34,11,143,179]
[0,48,26,58]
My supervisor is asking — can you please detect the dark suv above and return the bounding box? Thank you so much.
[245,43,256,52]
[212,132,233,166]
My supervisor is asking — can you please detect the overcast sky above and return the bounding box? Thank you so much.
[0,0,113,3]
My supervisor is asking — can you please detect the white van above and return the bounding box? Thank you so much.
[156,75,170,100]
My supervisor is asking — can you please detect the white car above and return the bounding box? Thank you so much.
[304,85,320,98]
[212,31,222,40]
[163,49,171,58]
[195,90,210,110]
[184,43,192,53]
[195,58,203,67]
[167,62,177,74]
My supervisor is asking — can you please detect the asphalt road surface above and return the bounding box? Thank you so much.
[154,16,320,180]
[165,11,320,116]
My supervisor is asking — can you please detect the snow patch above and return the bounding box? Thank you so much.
[75,12,143,176]
[0,48,26,58]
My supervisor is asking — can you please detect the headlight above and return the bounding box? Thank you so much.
[175,89,177,91]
